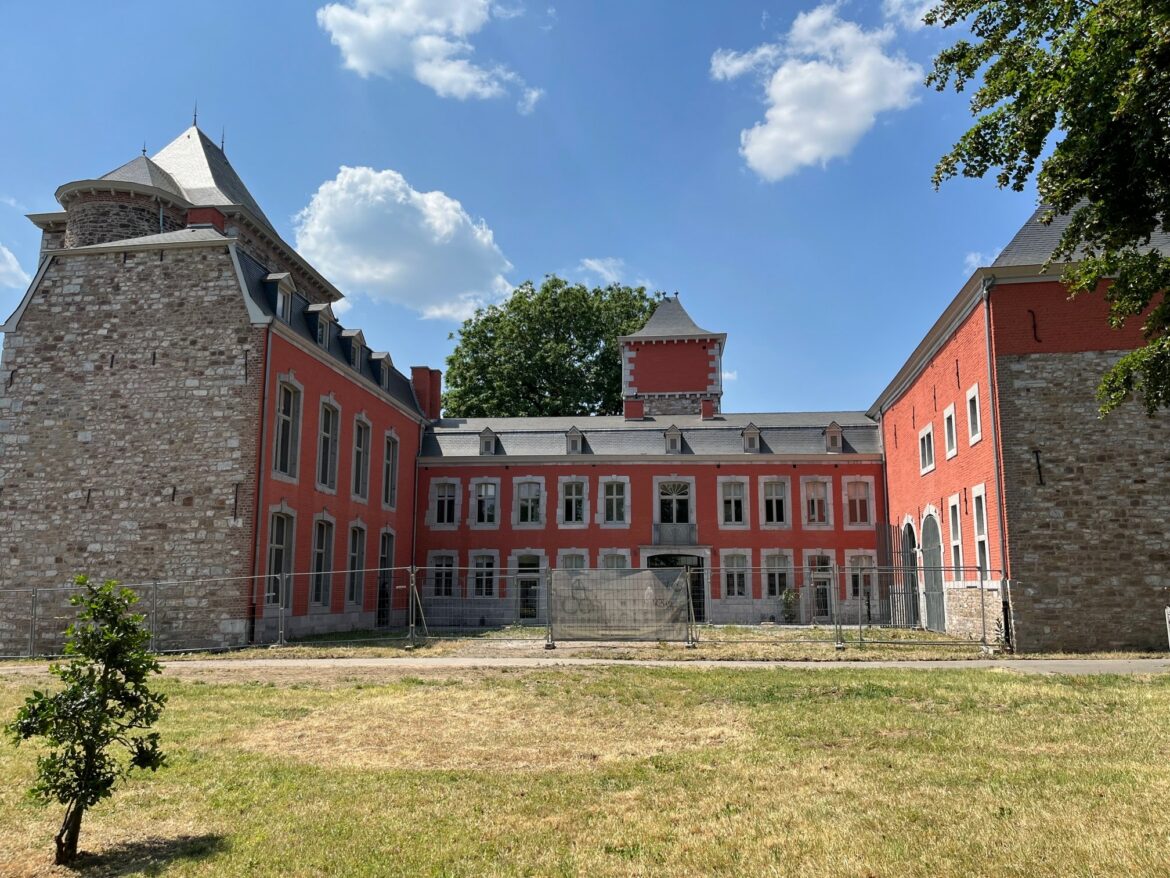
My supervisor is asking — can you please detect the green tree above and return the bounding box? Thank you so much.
[927,0,1170,413]
[442,276,662,417]
[7,576,167,864]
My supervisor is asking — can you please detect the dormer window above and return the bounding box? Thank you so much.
[380,361,391,391]
[566,427,583,454]
[276,289,292,322]
[742,423,761,453]
[665,426,682,454]
[316,320,328,347]
[350,344,363,370]
[307,303,335,349]
[825,421,843,453]
[480,429,496,456]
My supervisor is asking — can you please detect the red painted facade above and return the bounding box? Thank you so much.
[626,339,718,395]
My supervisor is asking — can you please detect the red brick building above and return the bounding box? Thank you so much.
[1,127,1167,651]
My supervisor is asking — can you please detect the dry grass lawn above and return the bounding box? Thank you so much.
[2,663,1169,877]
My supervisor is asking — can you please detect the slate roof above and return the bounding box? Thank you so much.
[67,227,230,251]
[422,411,880,458]
[100,156,184,199]
[994,205,1170,267]
[623,295,723,340]
[149,127,273,228]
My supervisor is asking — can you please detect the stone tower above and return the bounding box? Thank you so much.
[619,295,726,418]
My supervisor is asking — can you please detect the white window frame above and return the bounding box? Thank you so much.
[566,429,583,454]
[480,433,496,455]
[377,527,396,574]
[845,551,877,600]
[470,550,499,597]
[598,548,632,569]
[426,550,458,597]
[346,521,366,605]
[316,397,341,493]
[556,548,589,570]
[265,505,296,607]
[310,512,335,607]
[947,493,964,581]
[512,476,546,528]
[664,428,682,454]
[918,423,936,475]
[381,430,400,510]
[316,319,329,348]
[762,551,793,598]
[972,483,990,580]
[276,289,292,322]
[557,476,589,529]
[758,476,791,529]
[842,476,875,530]
[597,476,631,528]
[800,476,833,529]
[718,549,751,599]
[966,384,982,445]
[717,476,750,529]
[943,403,957,459]
[428,478,461,530]
[652,475,696,527]
[272,376,302,483]
[469,477,501,530]
[351,414,372,502]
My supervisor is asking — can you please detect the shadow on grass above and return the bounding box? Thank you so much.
[70,833,227,876]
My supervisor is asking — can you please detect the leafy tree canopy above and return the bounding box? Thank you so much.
[442,276,662,418]
[927,0,1170,413]
[7,576,167,864]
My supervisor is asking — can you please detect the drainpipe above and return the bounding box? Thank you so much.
[249,321,274,643]
[981,275,1012,648]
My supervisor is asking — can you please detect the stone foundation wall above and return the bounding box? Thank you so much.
[0,244,264,648]
[944,583,1004,643]
[996,351,1170,652]
[643,394,716,416]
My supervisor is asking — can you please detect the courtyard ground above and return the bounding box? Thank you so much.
[2,660,1169,877]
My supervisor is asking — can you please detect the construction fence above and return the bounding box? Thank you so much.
[0,563,1009,658]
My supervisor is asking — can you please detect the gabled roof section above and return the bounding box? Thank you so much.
[100,156,184,199]
[622,295,725,342]
[994,204,1170,268]
[150,126,273,228]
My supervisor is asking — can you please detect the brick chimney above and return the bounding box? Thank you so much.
[411,366,442,421]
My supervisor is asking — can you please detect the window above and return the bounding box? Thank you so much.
[316,319,328,348]
[721,480,746,525]
[350,344,363,370]
[804,479,829,526]
[480,432,496,455]
[966,384,982,444]
[943,404,957,459]
[382,434,399,507]
[764,554,789,597]
[276,289,292,322]
[849,555,875,599]
[602,552,629,569]
[473,555,495,596]
[825,422,843,453]
[665,427,682,454]
[266,512,293,606]
[948,495,963,578]
[659,481,690,524]
[559,553,586,570]
[346,525,365,604]
[723,553,748,597]
[434,482,457,526]
[562,480,585,525]
[761,479,788,526]
[352,419,371,500]
[566,429,583,454]
[743,425,761,453]
[973,485,989,579]
[311,519,333,605]
[273,383,300,478]
[602,479,627,524]
[919,423,935,474]
[378,530,395,573]
[516,481,542,525]
[845,480,871,526]
[432,555,455,597]
[317,402,340,490]
[380,362,392,392]
[475,481,498,525]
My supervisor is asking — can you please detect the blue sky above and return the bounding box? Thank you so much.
[0,0,1038,413]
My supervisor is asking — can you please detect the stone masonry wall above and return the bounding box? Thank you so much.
[644,394,714,416]
[0,244,265,652]
[996,351,1170,651]
[62,192,186,248]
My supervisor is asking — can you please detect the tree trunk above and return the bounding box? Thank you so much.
[54,801,84,865]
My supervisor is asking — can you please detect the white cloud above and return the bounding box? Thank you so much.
[0,195,25,211]
[295,165,513,320]
[882,0,936,30]
[0,243,29,289]
[711,4,922,182]
[577,257,625,285]
[331,297,354,317]
[317,0,540,110]
[517,87,544,115]
[963,250,999,275]
[722,369,738,382]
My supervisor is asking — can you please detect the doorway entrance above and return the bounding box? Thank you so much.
[647,553,705,623]
[517,555,542,620]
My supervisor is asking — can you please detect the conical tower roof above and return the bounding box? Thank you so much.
[149,126,273,228]
[624,295,724,341]
[100,155,185,199]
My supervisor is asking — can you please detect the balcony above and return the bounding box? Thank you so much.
[654,523,697,546]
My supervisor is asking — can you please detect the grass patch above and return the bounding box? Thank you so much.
[2,665,1169,876]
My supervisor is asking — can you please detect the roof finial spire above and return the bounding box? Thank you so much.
[220,127,225,153]
[192,100,198,128]
[141,140,147,157]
